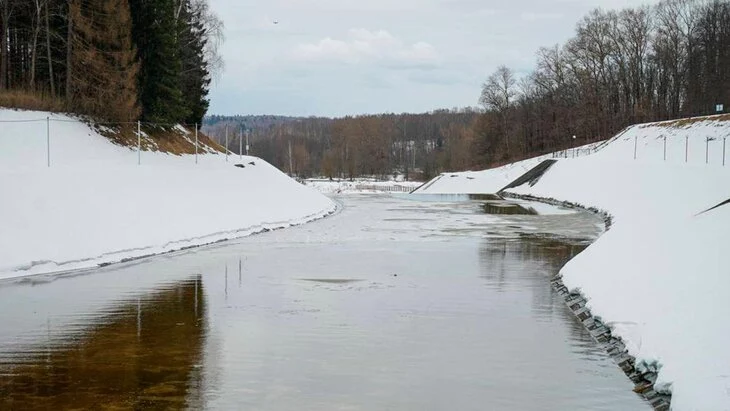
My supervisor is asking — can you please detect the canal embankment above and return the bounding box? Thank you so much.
[0,109,336,281]
[415,114,730,410]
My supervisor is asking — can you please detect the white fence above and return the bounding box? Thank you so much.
[550,134,728,166]
[354,184,414,193]
[0,117,230,169]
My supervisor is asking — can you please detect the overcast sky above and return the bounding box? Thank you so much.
[207,0,657,117]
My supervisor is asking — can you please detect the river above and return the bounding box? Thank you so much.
[0,194,648,410]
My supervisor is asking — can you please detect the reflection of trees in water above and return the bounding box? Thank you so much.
[0,276,206,409]
[479,237,586,319]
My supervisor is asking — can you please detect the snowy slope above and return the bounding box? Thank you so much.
[412,141,604,194]
[305,178,422,194]
[415,114,730,410]
[0,109,336,280]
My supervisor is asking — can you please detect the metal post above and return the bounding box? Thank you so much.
[634,136,638,160]
[225,125,229,162]
[46,117,50,167]
[685,136,689,163]
[195,123,198,164]
[572,135,576,158]
[239,126,243,161]
[137,121,141,165]
[724,137,726,166]
[663,136,667,161]
[706,137,710,164]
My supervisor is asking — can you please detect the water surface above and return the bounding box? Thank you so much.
[0,195,647,410]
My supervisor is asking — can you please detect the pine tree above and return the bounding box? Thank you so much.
[178,0,210,126]
[67,0,139,121]
[130,0,187,124]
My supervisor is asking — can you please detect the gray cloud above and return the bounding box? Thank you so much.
[208,0,660,116]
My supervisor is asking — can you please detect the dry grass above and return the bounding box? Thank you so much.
[640,113,730,129]
[0,90,66,113]
[0,90,225,155]
[97,123,226,155]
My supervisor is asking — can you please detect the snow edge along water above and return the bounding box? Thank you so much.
[0,202,341,285]
[500,191,671,411]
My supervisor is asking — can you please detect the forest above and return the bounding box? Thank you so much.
[0,0,222,125]
[206,0,729,180]
[205,111,479,181]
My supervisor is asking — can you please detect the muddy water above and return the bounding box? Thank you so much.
[0,195,648,410]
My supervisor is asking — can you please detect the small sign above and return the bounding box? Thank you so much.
[717,104,724,113]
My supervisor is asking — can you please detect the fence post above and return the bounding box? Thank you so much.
[663,136,667,161]
[46,117,50,167]
[195,123,198,164]
[685,136,689,163]
[137,121,141,165]
[634,136,638,160]
[706,137,710,164]
[723,137,726,167]
[225,124,229,162]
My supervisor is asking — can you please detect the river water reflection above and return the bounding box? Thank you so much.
[0,195,648,410]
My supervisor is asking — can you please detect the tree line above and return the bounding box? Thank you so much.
[206,0,728,179]
[204,110,479,180]
[476,0,730,164]
[0,0,223,125]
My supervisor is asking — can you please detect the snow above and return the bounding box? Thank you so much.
[412,141,604,195]
[415,114,730,410]
[0,109,336,280]
[305,178,422,194]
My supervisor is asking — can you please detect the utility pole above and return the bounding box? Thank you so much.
[225,125,229,162]
[288,140,293,176]
[246,130,250,155]
[239,126,243,161]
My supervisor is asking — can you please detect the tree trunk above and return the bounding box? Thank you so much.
[65,6,72,102]
[0,2,9,90]
[30,0,42,90]
[45,0,55,97]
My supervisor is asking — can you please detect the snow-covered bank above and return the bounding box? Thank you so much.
[411,141,604,195]
[0,109,336,280]
[416,115,730,410]
[305,178,422,194]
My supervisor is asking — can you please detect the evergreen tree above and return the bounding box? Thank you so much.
[67,0,139,121]
[178,0,210,126]
[129,0,187,124]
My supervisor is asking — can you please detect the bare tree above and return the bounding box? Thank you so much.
[0,0,15,90]
[480,65,518,156]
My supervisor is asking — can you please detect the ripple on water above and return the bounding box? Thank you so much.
[0,196,647,410]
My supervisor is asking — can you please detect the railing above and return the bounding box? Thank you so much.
[354,184,413,193]
[550,147,599,159]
